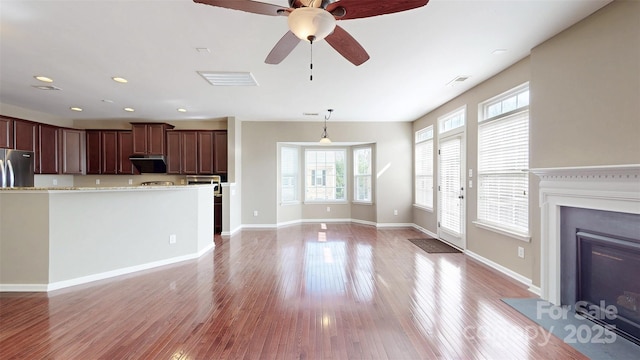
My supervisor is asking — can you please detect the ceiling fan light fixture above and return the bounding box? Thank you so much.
[288,7,336,42]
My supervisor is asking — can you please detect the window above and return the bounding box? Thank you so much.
[353,147,372,203]
[281,146,299,203]
[477,83,529,236]
[439,108,465,134]
[415,126,434,209]
[305,149,346,202]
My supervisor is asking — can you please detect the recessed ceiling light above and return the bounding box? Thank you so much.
[34,76,53,83]
[177,108,187,113]
[102,99,114,103]
[70,107,83,112]
[196,47,211,53]
[124,107,135,112]
[112,77,128,83]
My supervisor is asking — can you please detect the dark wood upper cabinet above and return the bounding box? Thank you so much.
[214,130,228,175]
[38,124,59,174]
[14,120,38,172]
[197,131,214,174]
[14,119,38,152]
[0,117,13,149]
[181,131,198,175]
[117,131,136,175]
[166,131,181,174]
[101,131,118,175]
[61,128,84,175]
[131,123,173,155]
[85,130,102,174]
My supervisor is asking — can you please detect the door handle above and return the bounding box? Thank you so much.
[458,195,464,199]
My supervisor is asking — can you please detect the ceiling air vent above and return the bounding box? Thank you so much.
[446,75,470,87]
[32,85,62,90]
[197,71,258,86]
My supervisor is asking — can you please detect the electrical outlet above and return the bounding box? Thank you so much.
[326,206,331,212]
[52,179,58,186]
[469,180,473,188]
[95,179,100,185]
[518,246,525,258]
[393,209,398,215]
[128,179,133,185]
[253,210,258,217]
[169,234,177,244]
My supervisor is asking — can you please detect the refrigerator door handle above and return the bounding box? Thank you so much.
[7,159,14,187]
[0,159,5,188]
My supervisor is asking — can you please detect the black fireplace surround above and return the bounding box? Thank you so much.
[561,207,640,344]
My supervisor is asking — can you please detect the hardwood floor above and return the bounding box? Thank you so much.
[0,224,586,359]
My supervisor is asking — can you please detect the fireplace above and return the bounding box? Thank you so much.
[532,165,640,342]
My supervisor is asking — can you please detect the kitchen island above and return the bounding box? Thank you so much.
[0,185,215,292]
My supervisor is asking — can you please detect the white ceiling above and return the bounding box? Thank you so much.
[0,0,611,123]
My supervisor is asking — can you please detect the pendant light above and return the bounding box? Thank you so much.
[320,109,333,144]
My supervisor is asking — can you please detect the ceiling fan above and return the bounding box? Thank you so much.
[194,0,429,66]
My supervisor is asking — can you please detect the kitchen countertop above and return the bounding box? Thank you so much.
[0,185,216,192]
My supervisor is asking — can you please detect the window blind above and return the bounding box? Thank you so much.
[281,146,298,202]
[439,137,462,235]
[415,139,433,207]
[354,147,372,202]
[477,110,529,233]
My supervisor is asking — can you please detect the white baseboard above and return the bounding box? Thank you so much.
[1,249,213,293]
[465,250,538,294]
[411,224,438,239]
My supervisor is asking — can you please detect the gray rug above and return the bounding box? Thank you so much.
[502,298,640,359]
[408,238,461,253]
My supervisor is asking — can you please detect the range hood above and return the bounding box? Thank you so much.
[129,154,167,173]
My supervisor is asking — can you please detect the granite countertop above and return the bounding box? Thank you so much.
[0,185,208,192]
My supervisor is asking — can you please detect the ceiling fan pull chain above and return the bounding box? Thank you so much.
[309,37,314,81]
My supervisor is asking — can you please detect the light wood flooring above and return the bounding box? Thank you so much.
[0,224,587,359]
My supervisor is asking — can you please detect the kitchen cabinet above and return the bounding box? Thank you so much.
[0,117,13,148]
[214,195,222,234]
[61,128,84,174]
[38,124,59,174]
[182,131,198,174]
[101,131,118,174]
[166,131,181,174]
[197,131,214,174]
[117,131,136,175]
[14,120,38,172]
[214,130,228,175]
[86,130,133,175]
[86,131,102,174]
[166,130,223,175]
[131,123,173,155]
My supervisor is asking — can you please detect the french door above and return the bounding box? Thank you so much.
[438,133,465,249]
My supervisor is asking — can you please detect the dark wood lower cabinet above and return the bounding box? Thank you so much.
[214,195,222,234]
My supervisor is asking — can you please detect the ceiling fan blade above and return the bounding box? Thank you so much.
[194,0,289,16]
[265,31,301,64]
[326,0,428,20]
[325,25,369,66]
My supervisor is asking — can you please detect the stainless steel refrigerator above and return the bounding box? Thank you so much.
[0,149,34,188]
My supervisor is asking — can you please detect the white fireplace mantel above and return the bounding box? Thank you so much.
[531,164,640,305]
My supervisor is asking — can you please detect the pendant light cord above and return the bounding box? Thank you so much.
[309,37,314,81]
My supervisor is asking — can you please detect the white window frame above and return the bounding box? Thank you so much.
[280,145,299,204]
[304,148,347,203]
[474,82,530,242]
[414,125,434,210]
[353,146,372,204]
[438,107,466,135]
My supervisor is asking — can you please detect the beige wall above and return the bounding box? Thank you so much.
[411,0,639,286]
[412,58,533,280]
[242,121,413,226]
[530,0,640,169]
